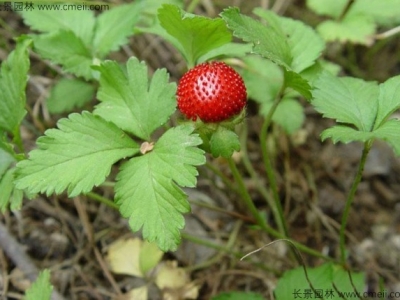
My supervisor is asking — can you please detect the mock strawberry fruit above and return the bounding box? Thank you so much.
[177,61,247,123]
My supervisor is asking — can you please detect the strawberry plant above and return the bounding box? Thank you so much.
[1,0,400,298]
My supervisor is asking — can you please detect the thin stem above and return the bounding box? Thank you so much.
[339,140,372,264]
[86,192,119,210]
[12,127,25,155]
[259,87,289,237]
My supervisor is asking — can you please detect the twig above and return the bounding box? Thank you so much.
[0,221,66,300]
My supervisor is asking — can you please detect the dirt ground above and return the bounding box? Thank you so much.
[1,0,400,299]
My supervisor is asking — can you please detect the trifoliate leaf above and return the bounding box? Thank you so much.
[158,4,231,67]
[115,125,205,251]
[93,1,144,58]
[15,112,139,197]
[25,269,53,300]
[312,72,379,131]
[306,0,347,19]
[316,14,376,45]
[210,126,240,158]
[274,262,365,300]
[94,57,176,140]
[46,78,95,114]
[0,37,30,133]
[284,70,312,100]
[31,30,94,80]
[254,8,325,73]
[262,98,305,134]
[374,75,400,129]
[221,7,292,69]
[20,7,95,47]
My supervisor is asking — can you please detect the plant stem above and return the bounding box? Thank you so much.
[339,140,372,264]
[259,88,289,237]
[86,192,119,210]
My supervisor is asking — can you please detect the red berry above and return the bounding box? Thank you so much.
[177,61,247,123]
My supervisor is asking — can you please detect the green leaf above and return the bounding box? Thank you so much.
[25,269,53,300]
[262,98,305,134]
[350,0,400,26]
[158,4,231,66]
[46,78,95,114]
[32,30,94,80]
[316,14,376,45]
[220,7,292,69]
[197,43,252,63]
[284,70,312,100]
[254,8,325,73]
[210,126,240,158]
[321,125,374,144]
[94,57,176,140]
[274,262,365,300]
[93,1,143,58]
[374,119,400,156]
[312,72,379,131]
[240,55,283,104]
[115,125,205,251]
[20,6,95,47]
[15,112,139,197]
[306,0,347,19]
[374,75,400,129]
[0,37,31,133]
[212,292,264,300]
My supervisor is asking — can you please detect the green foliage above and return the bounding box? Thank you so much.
[93,57,177,140]
[157,4,232,67]
[15,112,140,197]
[115,125,205,251]
[210,126,241,158]
[312,72,400,155]
[0,37,31,134]
[25,269,53,300]
[21,1,144,79]
[46,78,95,114]
[212,291,264,300]
[307,0,400,44]
[274,263,365,300]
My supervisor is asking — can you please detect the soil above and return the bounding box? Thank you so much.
[1,1,400,299]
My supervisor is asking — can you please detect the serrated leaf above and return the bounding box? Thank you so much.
[262,98,305,134]
[32,30,94,80]
[274,262,365,300]
[254,8,325,73]
[284,70,312,100]
[321,125,374,144]
[210,126,240,158]
[306,0,347,19]
[25,269,53,300]
[93,1,143,58]
[197,43,252,63]
[220,7,292,69]
[374,119,400,156]
[374,75,400,129]
[15,112,139,197]
[0,37,30,133]
[312,72,379,131]
[94,57,176,140]
[46,78,95,114]
[158,4,231,66]
[115,125,205,251]
[316,14,376,45]
[20,7,95,48]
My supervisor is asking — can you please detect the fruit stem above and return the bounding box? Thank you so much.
[259,85,289,238]
[339,140,372,265]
